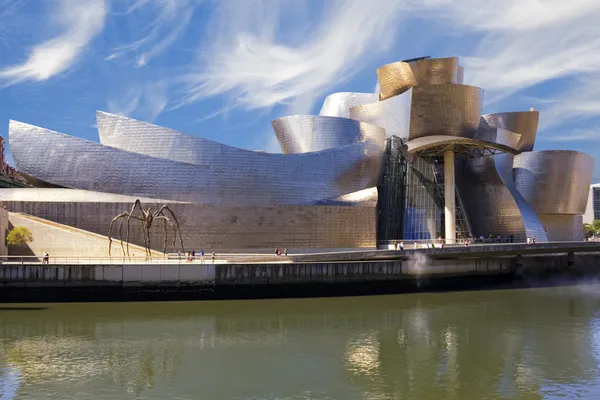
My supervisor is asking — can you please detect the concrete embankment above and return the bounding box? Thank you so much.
[1,248,599,302]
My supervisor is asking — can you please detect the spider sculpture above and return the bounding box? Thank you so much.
[108,199,185,257]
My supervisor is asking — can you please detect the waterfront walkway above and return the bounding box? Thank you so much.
[3,241,600,265]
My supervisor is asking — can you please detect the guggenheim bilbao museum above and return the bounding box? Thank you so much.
[2,56,594,250]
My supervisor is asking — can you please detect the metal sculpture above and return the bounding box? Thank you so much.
[108,199,184,257]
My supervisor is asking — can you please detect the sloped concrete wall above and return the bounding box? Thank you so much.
[7,212,159,258]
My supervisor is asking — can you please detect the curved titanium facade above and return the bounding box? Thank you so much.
[10,120,385,206]
[271,115,386,154]
[409,84,483,140]
[319,92,379,119]
[376,62,416,100]
[473,127,521,151]
[351,85,484,142]
[513,150,594,214]
[405,134,520,157]
[349,89,412,139]
[480,112,539,152]
[456,154,548,241]
[377,57,460,101]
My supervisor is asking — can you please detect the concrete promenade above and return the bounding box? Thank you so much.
[2,242,600,302]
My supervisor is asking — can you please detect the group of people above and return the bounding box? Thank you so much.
[526,236,537,244]
[180,250,216,263]
[275,248,288,256]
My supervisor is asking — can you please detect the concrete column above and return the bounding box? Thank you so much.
[444,149,456,245]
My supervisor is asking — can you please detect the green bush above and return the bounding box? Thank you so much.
[7,226,33,246]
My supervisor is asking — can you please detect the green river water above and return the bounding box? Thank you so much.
[2,285,600,399]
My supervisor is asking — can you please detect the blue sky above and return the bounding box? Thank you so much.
[1,0,600,181]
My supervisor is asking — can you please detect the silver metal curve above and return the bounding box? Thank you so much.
[456,153,548,242]
[349,89,412,139]
[377,57,460,101]
[480,111,539,152]
[405,134,520,156]
[10,120,385,206]
[537,214,584,241]
[270,115,386,154]
[513,150,594,214]
[350,84,484,142]
[376,61,416,100]
[409,84,483,140]
[318,92,379,119]
[473,127,521,151]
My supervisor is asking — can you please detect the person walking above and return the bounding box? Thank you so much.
[527,237,531,245]
[42,252,49,264]
[532,236,536,244]
[200,250,205,264]
[283,248,288,256]
[211,252,216,263]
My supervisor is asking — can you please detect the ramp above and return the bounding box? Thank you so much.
[8,212,162,258]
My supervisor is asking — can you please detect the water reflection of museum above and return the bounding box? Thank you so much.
[4,56,593,250]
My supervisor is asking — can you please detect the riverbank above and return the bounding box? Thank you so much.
[3,243,600,302]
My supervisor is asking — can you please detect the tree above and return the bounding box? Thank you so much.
[593,220,600,236]
[7,226,33,246]
[584,223,594,239]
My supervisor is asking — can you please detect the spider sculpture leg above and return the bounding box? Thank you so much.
[156,206,185,254]
[108,212,129,257]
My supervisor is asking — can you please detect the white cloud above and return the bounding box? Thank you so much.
[107,0,199,67]
[180,0,409,113]
[0,0,106,85]
[107,81,167,122]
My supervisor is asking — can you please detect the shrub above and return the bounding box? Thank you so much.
[7,226,33,246]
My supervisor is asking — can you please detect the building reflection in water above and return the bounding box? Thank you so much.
[1,287,600,399]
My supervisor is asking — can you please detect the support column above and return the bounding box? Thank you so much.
[444,149,456,245]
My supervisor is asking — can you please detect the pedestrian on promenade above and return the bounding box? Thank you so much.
[527,237,531,244]
[200,250,205,264]
[284,248,288,256]
[275,248,280,256]
[42,251,49,264]
[191,250,196,261]
[211,252,216,263]
[532,236,536,244]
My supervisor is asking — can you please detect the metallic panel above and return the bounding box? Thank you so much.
[271,115,386,154]
[9,120,385,206]
[319,92,379,119]
[410,57,460,86]
[537,214,584,242]
[405,134,520,156]
[514,150,594,214]
[480,111,539,152]
[473,127,521,151]
[376,61,416,100]
[456,154,548,242]
[0,188,182,203]
[349,89,412,139]
[350,85,483,142]
[409,84,483,140]
[0,195,377,250]
[377,57,460,101]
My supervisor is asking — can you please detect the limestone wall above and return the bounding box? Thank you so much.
[7,212,160,257]
[0,201,376,251]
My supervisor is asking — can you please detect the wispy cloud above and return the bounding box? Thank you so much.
[435,0,600,119]
[107,0,200,67]
[0,0,106,86]
[545,126,600,142]
[107,80,167,122]
[180,0,409,113]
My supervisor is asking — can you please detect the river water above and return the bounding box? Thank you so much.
[2,286,600,399]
